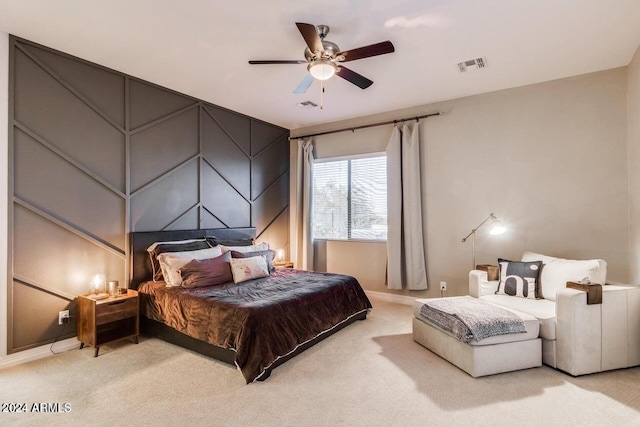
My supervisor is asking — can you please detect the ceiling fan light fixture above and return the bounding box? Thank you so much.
[308,59,336,80]
[248,22,395,93]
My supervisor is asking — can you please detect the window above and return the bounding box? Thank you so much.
[312,155,387,241]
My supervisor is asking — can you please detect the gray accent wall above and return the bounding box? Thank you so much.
[8,37,289,353]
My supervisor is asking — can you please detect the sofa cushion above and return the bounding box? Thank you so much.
[480,294,556,340]
[497,259,542,299]
[521,252,606,301]
[413,298,540,345]
[521,252,558,265]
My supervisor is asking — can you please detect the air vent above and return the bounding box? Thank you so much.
[296,100,318,109]
[457,57,487,72]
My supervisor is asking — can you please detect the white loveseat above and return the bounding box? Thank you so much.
[469,251,640,375]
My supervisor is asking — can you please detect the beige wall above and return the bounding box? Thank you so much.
[628,45,640,283]
[325,241,387,289]
[292,67,630,298]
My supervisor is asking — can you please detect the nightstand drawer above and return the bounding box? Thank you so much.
[96,297,138,325]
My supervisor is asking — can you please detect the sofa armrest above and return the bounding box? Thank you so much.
[555,288,601,375]
[555,285,640,375]
[469,270,498,298]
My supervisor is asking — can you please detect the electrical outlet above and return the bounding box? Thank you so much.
[440,281,447,291]
[58,310,69,325]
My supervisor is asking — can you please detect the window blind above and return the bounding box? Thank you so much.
[312,155,387,241]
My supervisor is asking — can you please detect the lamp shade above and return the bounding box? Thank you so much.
[308,60,336,80]
[461,213,507,269]
[489,219,506,235]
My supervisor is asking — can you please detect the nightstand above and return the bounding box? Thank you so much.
[274,262,294,270]
[77,289,139,357]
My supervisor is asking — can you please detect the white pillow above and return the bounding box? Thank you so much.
[521,252,606,301]
[229,255,270,284]
[521,251,559,266]
[539,258,601,301]
[158,247,223,287]
[221,242,270,253]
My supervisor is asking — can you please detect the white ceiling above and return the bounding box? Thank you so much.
[1,0,640,131]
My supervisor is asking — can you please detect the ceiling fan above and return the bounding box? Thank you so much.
[249,22,395,94]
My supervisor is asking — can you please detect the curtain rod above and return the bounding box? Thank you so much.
[289,112,441,140]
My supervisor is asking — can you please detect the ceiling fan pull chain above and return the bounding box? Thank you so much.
[320,80,324,109]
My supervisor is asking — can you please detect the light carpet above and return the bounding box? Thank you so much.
[1,297,639,426]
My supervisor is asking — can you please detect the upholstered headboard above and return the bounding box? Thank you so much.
[129,228,256,289]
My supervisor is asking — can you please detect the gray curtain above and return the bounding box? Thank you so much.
[295,138,315,270]
[386,123,428,290]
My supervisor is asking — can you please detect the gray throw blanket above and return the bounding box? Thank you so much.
[419,296,526,343]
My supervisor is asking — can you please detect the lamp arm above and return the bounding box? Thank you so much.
[461,213,496,243]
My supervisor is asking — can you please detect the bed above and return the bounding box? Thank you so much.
[129,228,372,383]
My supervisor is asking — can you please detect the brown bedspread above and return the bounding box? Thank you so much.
[138,269,372,383]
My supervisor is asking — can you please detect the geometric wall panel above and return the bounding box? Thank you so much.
[13,48,126,192]
[130,160,199,232]
[166,209,200,232]
[130,108,199,192]
[201,162,251,228]
[202,110,251,200]
[205,105,251,154]
[13,205,126,299]
[14,129,125,250]
[129,80,196,130]
[252,134,289,200]
[256,207,290,255]
[252,172,289,235]
[251,120,289,155]
[24,44,127,128]
[12,281,77,350]
[9,36,289,353]
[200,209,227,229]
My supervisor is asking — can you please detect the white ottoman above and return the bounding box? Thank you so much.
[412,298,542,377]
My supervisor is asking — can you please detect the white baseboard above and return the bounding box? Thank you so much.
[365,290,416,306]
[0,338,80,370]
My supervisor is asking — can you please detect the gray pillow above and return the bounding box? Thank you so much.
[206,236,254,247]
[496,258,542,299]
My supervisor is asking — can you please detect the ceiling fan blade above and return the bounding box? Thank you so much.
[335,66,373,89]
[293,74,315,94]
[296,22,324,53]
[248,60,307,64]
[337,41,395,62]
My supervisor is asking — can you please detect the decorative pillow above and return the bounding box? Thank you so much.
[231,249,276,272]
[146,239,211,281]
[179,251,233,288]
[157,246,224,287]
[496,258,542,299]
[220,242,270,254]
[206,236,254,247]
[229,255,270,284]
[541,259,601,300]
[521,252,606,301]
